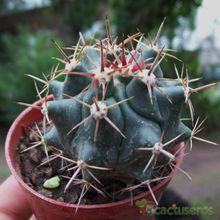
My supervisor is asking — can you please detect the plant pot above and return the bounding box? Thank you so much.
[5,98,185,220]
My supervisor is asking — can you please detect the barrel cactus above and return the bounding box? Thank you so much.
[27,23,215,203]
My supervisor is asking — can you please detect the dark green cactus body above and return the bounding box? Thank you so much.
[44,42,192,185]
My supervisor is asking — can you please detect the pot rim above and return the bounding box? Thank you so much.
[5,98,185,210]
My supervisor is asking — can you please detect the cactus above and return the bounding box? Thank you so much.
[26,22,216,203]
[44,38,189,182]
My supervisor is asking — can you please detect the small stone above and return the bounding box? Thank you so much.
[45,166,53,177]
[30,148,39,163]
[31,172,37,185]
[38,188,53,198]
[23,159,33,174]
[57,197,64,202]
[70,193,78,204]
[29,131,40,142]
[24,177,33,187]
[43,176,60,189]
[79,198,87,205]
[19,143,27,151]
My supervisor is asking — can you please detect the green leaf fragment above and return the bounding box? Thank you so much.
[43,176,61,189]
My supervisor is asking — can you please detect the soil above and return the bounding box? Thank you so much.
[17,122,172,205]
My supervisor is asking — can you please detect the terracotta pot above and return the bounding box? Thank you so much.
[5,98,185,220]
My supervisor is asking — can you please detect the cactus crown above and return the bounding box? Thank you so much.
[25,20,215,203]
